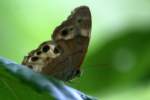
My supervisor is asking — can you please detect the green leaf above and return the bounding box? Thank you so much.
[0,57,97,100]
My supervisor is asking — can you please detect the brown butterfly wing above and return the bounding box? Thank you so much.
[22,6,91,81]
[42,37,90,81]
[52,6,91,40]
[42,6,91,81]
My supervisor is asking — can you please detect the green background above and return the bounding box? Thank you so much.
[0,0,150,100]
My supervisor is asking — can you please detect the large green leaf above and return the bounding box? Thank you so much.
[0,57,97,100]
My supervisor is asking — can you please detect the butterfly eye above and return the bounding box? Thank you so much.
[61,29,68,37]
[42,45,50,52]
[31,56,39,62]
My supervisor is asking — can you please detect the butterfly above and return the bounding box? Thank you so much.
[22,6,92,81]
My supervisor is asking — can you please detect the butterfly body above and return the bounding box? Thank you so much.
[22,6,91,81]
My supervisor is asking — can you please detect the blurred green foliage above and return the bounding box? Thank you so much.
[0,0,150,100]
[0,66,52,100]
